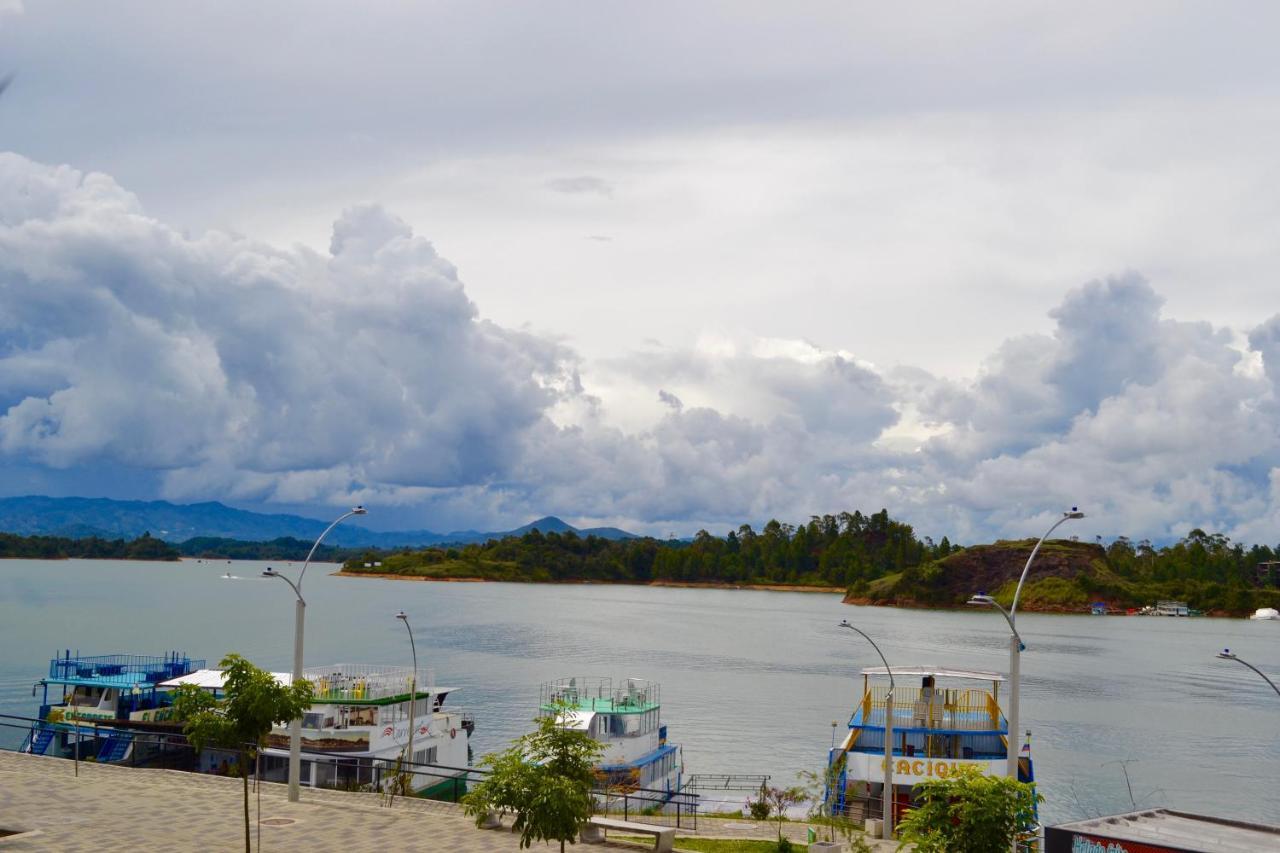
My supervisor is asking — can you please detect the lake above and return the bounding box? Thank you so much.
[1,558,1276,826]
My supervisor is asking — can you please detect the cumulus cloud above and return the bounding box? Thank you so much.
[0,153,573,509]
[2,152,1280,543]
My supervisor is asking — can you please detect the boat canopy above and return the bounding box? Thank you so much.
[160,669,293,690]
[561,710,596,731]
[861,666,1004,682]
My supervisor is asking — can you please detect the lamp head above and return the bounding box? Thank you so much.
[968,594,995,606]
[1064,507,1085,519]
[395,610,408,622]
[351,505,367,515]
[838,619,852,629]
[262,568,279,578]
[1218,649,1236,660]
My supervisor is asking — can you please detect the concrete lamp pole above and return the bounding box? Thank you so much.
[264,505,367,804]
[969,508,1083,783]
[396,611,419,794]
[970,508,1083,853]
[1217,649,1280,698]
[838,620,895,840]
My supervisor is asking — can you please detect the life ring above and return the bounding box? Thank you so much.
[450,727,457,739]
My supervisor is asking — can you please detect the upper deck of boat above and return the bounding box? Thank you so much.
[540,677,660,715]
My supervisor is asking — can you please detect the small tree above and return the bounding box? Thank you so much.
[798,762,869,845]
[463,703,603,852]
[895,765,1041,853]
[760,785,806,846]
[172,654,314,853]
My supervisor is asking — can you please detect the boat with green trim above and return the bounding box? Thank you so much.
[164,662,475,799]
[543,676,683,795]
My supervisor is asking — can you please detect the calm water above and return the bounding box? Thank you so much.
[1,559,1277,826]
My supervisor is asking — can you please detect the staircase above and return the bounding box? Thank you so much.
[96,730,134,763]
[26,726,55,755]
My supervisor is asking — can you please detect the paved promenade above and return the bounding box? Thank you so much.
[0,751,893,851]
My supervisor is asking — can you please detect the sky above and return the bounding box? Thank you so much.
[1,2,1279,544]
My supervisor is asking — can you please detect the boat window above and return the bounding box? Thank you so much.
[303,712,323,729]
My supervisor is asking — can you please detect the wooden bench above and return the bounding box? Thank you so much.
[580,816,677,852]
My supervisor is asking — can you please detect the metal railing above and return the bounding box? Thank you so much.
[304,664,436,703]
[541,677,660,712]
[856,687,1004,732]
[594,787,698,830]
[46,652,204,685]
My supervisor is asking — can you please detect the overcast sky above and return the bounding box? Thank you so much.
[2,2,1279,543]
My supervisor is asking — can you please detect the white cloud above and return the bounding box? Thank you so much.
[2,152,1280,544]
[0,154,573,512]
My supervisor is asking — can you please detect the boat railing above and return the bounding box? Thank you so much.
[303,663,434,703]
[541,677,660,712]
[853,686,1005,733]
[47,652,204,685]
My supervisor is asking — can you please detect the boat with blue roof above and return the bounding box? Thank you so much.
[23,651,204,763]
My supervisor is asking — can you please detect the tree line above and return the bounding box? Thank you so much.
[0,531,179,560]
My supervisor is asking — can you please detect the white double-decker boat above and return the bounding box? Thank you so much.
[165,662,474,799]
[829,667,1035,827]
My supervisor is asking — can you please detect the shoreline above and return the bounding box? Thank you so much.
[330,571,845,594]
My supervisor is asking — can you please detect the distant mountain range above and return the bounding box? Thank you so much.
[0,496,637,548]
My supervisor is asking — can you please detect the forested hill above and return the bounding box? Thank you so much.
[0,531,179,561]
[342,509,952,587]
[339,513,1280,615]
[850,533,1280,615]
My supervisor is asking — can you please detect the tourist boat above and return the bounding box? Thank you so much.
[23,651,205,763]
[1249,607,1280,621]
[1154,600,1190,617]
[164,663,475,800]
[542,677,683,794]
[828,667,1036,831]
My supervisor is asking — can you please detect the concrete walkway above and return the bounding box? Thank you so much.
[0,751,894,851]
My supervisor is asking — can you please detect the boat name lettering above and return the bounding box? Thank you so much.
[881,758,961,778]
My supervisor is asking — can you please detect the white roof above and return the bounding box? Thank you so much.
[159,669,293,690]
[561,710,596,731]
[861,666,1005,682]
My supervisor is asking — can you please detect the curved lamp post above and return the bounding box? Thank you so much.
[264,505,367,803]
[1217,649,1280,698]
[839,620,895,839]
[969,507,1082,784]
[395,611,419,794]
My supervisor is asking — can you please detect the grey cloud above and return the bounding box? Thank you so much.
[657,389,683,411]
[546,176,614,198]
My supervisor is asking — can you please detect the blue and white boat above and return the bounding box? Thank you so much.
[23,651,204,762]
[828,667,1036,827]
[543,677,683,794]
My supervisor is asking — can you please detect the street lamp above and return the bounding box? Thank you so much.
[838,620,896,840]
[1217,649,1280,698]
[395,611,419,794]
[263,505,367,803]
[969,508,1083,783]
